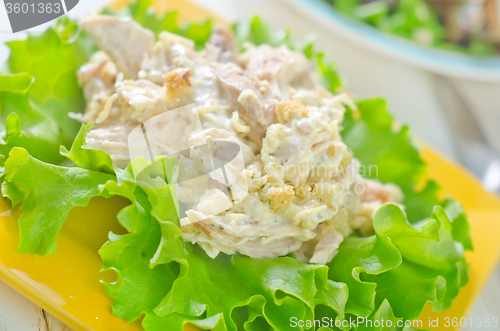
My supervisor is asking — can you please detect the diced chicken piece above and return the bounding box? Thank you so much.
[88,67,195,125]
[86,125,133,168]
[237,89,277,128]
[77,51,117,100]
[309,222,344,264]
[245,45,316,96]
[114,79,167,123]
[80,16,155,79]
[182,211,304,259]
[142,31,224,106]
[190,61,222,107]
[72,52,118,123]
[217,66,278,147]
[208,26,239,64]
[156,31,196,68]
[139,31,196,84]
[294,219,344,265]
[197,189,233,216]
[361,179,404,204]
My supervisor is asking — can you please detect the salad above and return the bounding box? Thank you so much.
[0,0,472,330]
[321,0,500,55]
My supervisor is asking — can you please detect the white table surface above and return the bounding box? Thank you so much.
[0,280,70,331]
[0,0,499,330]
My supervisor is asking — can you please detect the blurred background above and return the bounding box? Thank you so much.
[0,0,499,329]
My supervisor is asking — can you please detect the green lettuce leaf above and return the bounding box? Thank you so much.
[340,98,463,227]
[60,122,115,174]
[442,199,473,251]
[233,16,285,48]
[401,180,440,223]
[143,193,184,267]
[2,147,114,255]
[367,204,468,319]
[327,203,468,327]
[108,0,212,49]
[341,99,426,190]
[357,299,402,331]
[0,18,95,163]
[99,184,181,323]
[327,234,401,317]
[0,73,62,163]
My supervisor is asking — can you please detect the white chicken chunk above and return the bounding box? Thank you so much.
[197,189,233,216]
[207,26,239,64]
[85,125,133,168]
[217,66,278,148]
[73,51,118,123]
[114,79,167,123]
[245,45,316,97]
[80,16,155,79]
[139,31,196,84]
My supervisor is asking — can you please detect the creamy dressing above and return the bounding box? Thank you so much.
[76,15,405,264]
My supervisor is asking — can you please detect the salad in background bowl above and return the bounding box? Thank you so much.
[324,0,500,56]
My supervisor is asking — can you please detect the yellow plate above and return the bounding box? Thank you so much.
[1,1,500,330]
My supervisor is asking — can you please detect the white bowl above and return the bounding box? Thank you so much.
[284,0,500,162]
